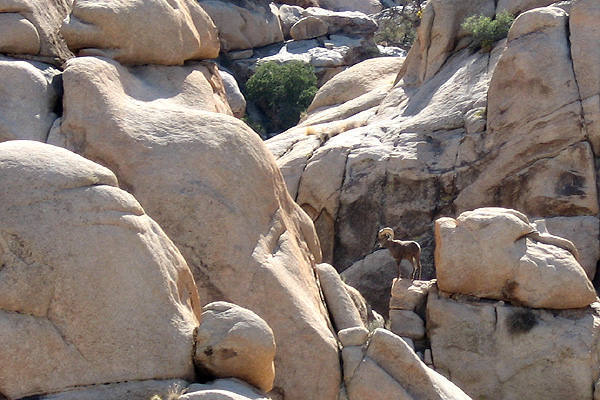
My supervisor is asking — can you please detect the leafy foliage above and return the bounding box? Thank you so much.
[461,11,515,52]
[374,1,425,49]
[245,61,318,134]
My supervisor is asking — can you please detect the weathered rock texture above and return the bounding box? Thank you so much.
[428,289,600,400]
[199,0,283,52]
[346,328,472,400]
[456,7,598,216]
[0,56,60,143]
[0,140,201,399]
[435,208,596,309]
[51,56,340,400]
[267,1,600,293]
[0,0,72,61]
[38,380,190,400]
[316,263,365,332]
[182,379,270,400]
[194,302,276,393]
[318,0,382,15]
[61,0,219,65]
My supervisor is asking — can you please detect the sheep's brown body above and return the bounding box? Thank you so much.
[378,228,422,280]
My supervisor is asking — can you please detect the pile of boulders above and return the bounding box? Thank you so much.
[388,207,600,400]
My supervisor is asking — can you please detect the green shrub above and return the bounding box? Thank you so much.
[245,61,318,133]
[374,2,424,49]
[462,11,515,52]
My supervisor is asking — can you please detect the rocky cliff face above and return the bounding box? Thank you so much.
[2,0,600,399]
[267,0,600,312]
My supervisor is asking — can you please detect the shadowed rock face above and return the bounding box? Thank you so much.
[428,288,600,400]
[50,56,341,400]
[267,2,600,291]
[61,0,219,65]
[198,0,284,52]
[0,140,201,399]
[0,56,61,143]
[0,0,73,61]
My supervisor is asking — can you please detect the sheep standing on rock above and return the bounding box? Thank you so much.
[378,228,422,280]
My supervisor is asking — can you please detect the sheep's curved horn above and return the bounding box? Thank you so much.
[378,227,394,240]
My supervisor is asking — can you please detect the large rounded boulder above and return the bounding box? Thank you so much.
[0,140,202,399]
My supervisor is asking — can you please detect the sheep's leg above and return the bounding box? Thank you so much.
[410,259,416,280]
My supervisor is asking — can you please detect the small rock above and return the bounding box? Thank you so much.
[338,326,369,347]
[290,16,329,40]
[389,310,425,340]
[194,302,276,393]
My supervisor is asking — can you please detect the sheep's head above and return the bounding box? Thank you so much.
[377,228,394,245]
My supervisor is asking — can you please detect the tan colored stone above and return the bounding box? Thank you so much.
[0,0,72,61]
[389,310,425,339]
[199,0,283,52]
[53,56,340,400]
[182,379,269,400]
[497,0,557,15]
[428,289,600,400]
[0,13,40,54]
[338,326,369,347]
[194,302,275,393]
[39,380,190,400]
[61,0,219,65]
[307,56,404,113]
[0,140,201,399]
[365,329,472,399]
[290,16,329,40]
[301,7,378,36]
[435,208,597,309]
[342,346,364,385]
[278,4,303,38]
[219,69,246,118]
[398,0,495,86]
[389,278,435,313]
[316,263,364,332]
[456,7,597,216]
[319,0,382,14]
[570,0,600,153]
[533,216,599,280]
[0,56,60,143]
[347,357,413,400]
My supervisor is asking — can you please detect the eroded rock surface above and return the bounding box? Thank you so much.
[428,289,600,400]
[0,0,72,61]
[435,208,596,309]
[0,141,201,399]
[51,56,340,400]
[0,56,60,143]
[61,0,219,65]
[199,0,283,52]
[194,302,276,393]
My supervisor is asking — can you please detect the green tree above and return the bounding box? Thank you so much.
[462,11,515,52]
[245,61,318,134]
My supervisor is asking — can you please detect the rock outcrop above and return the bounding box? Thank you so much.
[267,0,600,292]
[0,140,201,399]
[0,0,72,61]
[194,302,276,393]
[199,0,284,52]
[51,56,340,400]
[345,328,472,400]
[61,0,219,65]
[428,289,600,400]
[435,208,596,309]
[0,56,60,143]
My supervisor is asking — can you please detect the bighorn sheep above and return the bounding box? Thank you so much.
[378,227,422,280]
